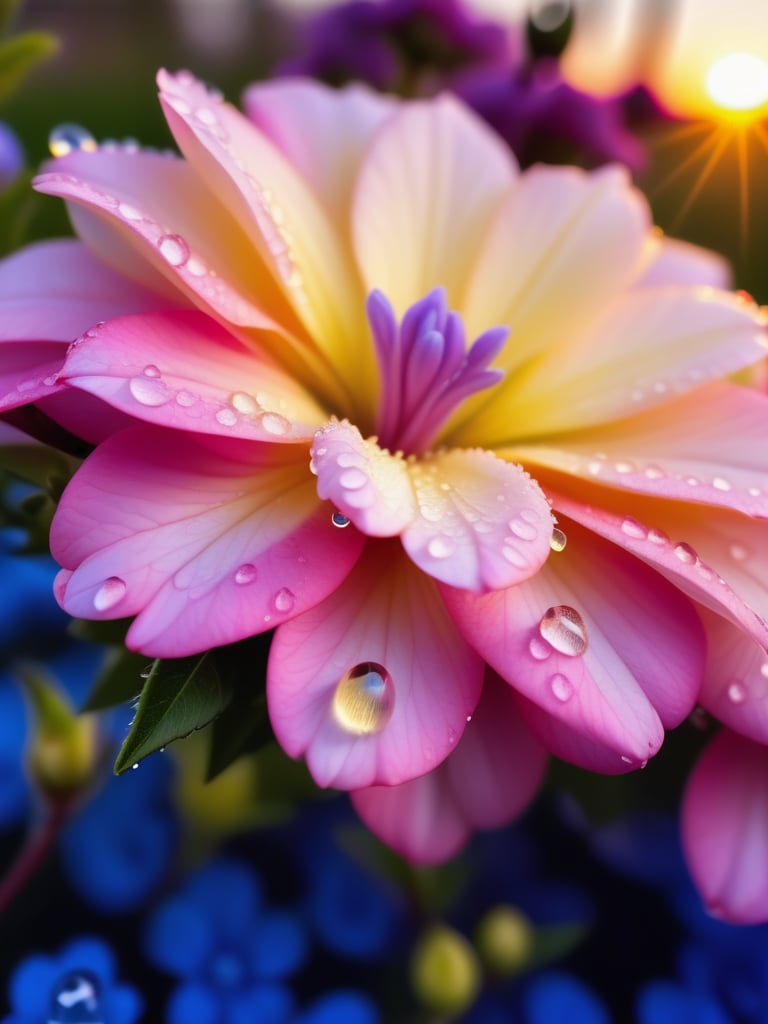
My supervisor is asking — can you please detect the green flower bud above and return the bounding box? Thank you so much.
[410,922,481,1016]
[475,904,534,975]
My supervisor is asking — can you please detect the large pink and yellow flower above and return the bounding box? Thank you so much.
[4,72,768,900]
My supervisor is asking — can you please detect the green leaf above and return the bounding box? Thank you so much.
[114,652,233,773]
[0,443,77,490]
[81,648,148,712]
[0,31,58,103]
[205,692,272,782]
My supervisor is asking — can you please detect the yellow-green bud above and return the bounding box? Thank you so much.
[410,923,481,1016]
[19,665,98,800]
[475,904,534,975]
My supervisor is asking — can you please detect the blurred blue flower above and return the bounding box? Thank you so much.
[143,858,307,1024]
[2,936,142,1024]
[0,122,23,189]
[59,749,178,913]
[522,971,611,1024]
[636,980,732,1024]
[294,991,379,1024]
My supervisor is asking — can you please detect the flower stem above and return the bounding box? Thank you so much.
[0,802,71,914]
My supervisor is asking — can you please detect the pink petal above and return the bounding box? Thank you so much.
[34,148,293,335]
[243,77,395,222]
[400,448,554,592]
[634,235,730,289]
[61,310,325,443]
[351,673,547,864]
[51,425,364,656]
[0,239,164,411]
[444,519,705,771]
[682,729,768,924]
[267,541,484,789]
[352,93,516,316]
[547,482,768,652]
[312,423,554,591]
[462,289,766,447]
[697,609,768,745]
[513,382,768,518]
[157,71,371,410]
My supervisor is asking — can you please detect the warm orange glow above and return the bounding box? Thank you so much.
[706,53,768,115]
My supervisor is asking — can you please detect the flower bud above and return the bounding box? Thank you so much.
[475,904,534,975]
[410,923,481,1016]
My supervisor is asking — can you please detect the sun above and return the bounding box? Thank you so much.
[705,52,768,117]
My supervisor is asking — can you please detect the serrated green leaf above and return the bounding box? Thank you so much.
[81,648,148,712]
[114,652,233,773]
[0,31,58,103]
[205,693,272,782]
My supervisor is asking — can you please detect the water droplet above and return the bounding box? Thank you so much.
[502,544,528,567]
[647,528,669,546]
[644,464,665,480]
[727,680,747,703]
[539,605,588,657]
[550,527,567,552]
[528,634,552,661]
[142,364,160,378]
[614,460,635,474]
[229,391,260,416]
[157,233,190,267]
[118,201,144,221]
[93,576,126,612]
[620,516,647,540]
[215,407,238,427]
[128,375,170,406]
[339,468,368,490]
[586,459,602,475]
[176,390,196,407]
[48,969,103,1024]
[332,662,394,735]
[234,563,257,585]
[331,512,350,528]
[49,123,97,157]
[730,542,748,561]
[550,673,574,702]
[132,763,139,770]
[673,542,697,564]
[273,587,295,613]
[620,755,633,765]
[684,476,700,487]
[760,662,768,679]
[509,518,538,541]
[712,477,732,492]
[465,714,473,723]
[260,411,290,436]
[428,537,455,559]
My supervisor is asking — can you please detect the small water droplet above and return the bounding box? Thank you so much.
[727,680,747,703]
[234,563,257,585]
[550,527,567,552]
[760,662,768,679]
[176,390,196,407]
[673,542,697,565]
[215,407,238,427]
[260,411,290,436]
[118,201,144,221]
[620,755,633,765]
[647,528,669,546]
[428,537,455,559]
[332,662,394,735]
[644,464,665,479]
[539,605,588,657]
[93,576,127,612]
[684,476,700,487]
[586,459,602,475]
[620,516,647,540]
[273,587,295,613]
[129,375,170,407]
[157,233,190,267]
[48,969,103,1024]
[614,460,635,474]
[229,391,260,416]
[132,763,139,770]
[49,123,97,157]
[550,673,574,702]
[465,714,473,723]
[712,477,732,492]
[331,512,350,528]
[142,364,160,378]
[730,542,748,561]
[509,518,538,541]
[339,468,367,490]
[528,634,552,661]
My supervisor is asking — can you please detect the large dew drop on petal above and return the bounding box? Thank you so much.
[332,661,395,735]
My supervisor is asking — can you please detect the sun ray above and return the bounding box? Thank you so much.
[649,123,723,199]
[668,129,733,233]
[735,127,750,253]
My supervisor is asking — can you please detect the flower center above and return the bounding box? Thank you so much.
[368,287,507,454]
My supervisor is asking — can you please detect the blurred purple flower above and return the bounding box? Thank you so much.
[0,123,24,188]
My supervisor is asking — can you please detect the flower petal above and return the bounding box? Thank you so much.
[242,77,394,222]
[311,422,554,591]
[461,290,766,447]
[682,729,768,924]
[352,93,516,316]
[634,235,730,289]
[444,519,705,771]
[61,310,325,442]
[351,673,547,864]
[512,382,768,518]
[51,425,364,656]
[267,541,484,789]
[157,70,371,415]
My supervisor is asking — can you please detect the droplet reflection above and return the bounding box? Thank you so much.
[332,662,394,735]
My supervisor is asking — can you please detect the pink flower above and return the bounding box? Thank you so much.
[3,72,768,876]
